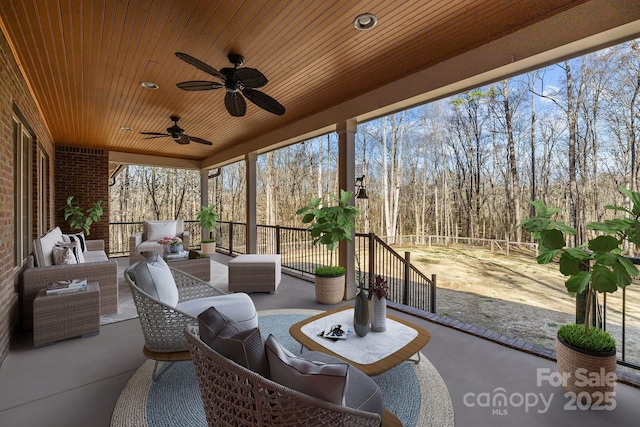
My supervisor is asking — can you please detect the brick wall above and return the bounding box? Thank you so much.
[55,146,110,253]
[0,29,55,366]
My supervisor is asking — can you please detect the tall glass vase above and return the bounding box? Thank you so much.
[371,296,387,332]
[353,289,370,337]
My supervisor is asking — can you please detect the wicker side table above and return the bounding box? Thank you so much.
[33,282,100,347]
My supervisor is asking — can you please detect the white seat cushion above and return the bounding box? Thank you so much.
[176,293,258,329]
[136,240,164,254]
[132,255,179,306]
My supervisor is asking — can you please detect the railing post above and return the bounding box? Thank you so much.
[275,225,281,254]
[229,222,234,255]
[403,251,410,305]
[368,232,375,286]
[430,274,437,313]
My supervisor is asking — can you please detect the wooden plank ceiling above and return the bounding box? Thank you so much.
[0,0,620,164]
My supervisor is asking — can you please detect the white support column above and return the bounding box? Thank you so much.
[337,119,357,300]
[200,169,209,241]
[245,152,258,254]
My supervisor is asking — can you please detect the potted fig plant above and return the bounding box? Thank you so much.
[517,185,640,403]
[296,190,360,304]
[197,204,219,255]
[63,196,103,235]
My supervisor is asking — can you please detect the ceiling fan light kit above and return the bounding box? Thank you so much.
[175,52,286,117]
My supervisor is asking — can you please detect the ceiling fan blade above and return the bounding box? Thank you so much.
[140,132,171,138]
[242,88,285,115]
[225,92,247,117]
[188,135,214,145]
[176,81,223,91]
[175,52,225,80]
[234,68,268,88]
[142,135,170,140]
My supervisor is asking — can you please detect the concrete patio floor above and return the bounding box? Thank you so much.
[1,254,639,426]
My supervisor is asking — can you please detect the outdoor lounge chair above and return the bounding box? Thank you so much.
[125,256,257,379]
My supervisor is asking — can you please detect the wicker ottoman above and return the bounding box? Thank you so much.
[228,254,281,293]
[33,282,100,347]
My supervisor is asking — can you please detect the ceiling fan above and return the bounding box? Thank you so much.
[140,116,213,145]
[175,52,285,117]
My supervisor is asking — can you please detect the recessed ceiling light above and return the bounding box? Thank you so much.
[120,126,133,131]
[141,81,159,90]
[354,13,377,30]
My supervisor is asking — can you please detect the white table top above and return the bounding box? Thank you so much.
[299,308,418,365]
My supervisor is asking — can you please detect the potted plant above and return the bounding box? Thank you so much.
[517,185,640,403]
[197,204,219,255]
[63,196,103,235]
[296,190,361,304]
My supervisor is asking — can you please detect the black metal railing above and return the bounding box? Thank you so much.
[355,233,436,313]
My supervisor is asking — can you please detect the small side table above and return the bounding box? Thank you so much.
[33,281,100,347]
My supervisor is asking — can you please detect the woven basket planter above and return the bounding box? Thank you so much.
[314,274,345,304]
[201,241,216,255]
[556,335,617,404]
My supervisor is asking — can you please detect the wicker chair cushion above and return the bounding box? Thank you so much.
[198,307,269,377]
[145,220,179,241]
[132,255,179,306]
[303,351,385,417]
[177,293,258,329]
[265,334,349,406]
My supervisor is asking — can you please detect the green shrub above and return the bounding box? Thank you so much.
[558,323,616,353]
[315,266,345,277]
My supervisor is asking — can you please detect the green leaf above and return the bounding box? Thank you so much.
[594,252,618,267]
[591,264,618,293]
[565,271,591,294]
[301,213,315,224]
[516,217,549,233]
[617,185,640,217]
[588,235,620,253]
[563,247,591,260]
[559,251,583,276]
[611,261,633,289]
[618,255,639,280]
[536,249,560,264]
[550,221,577,235]
[539,229,565,250]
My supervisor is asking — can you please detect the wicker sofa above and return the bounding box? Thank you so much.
[184,327,401,427]
[21,226,118,331]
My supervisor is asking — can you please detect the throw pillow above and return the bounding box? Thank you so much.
[132,254,179,306]
[52,245,77,265]
[63,232,87,252]
[146,221,177,241]
[264,334,349,405]
[198,307,269,377]
[56,240,85,263]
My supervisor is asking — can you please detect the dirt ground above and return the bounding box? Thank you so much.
[398,243,640,367]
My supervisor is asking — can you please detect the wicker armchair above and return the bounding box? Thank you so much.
[125,264,227,379]
[184,328,383,427]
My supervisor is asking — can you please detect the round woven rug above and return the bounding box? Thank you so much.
[111,309,454,427]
